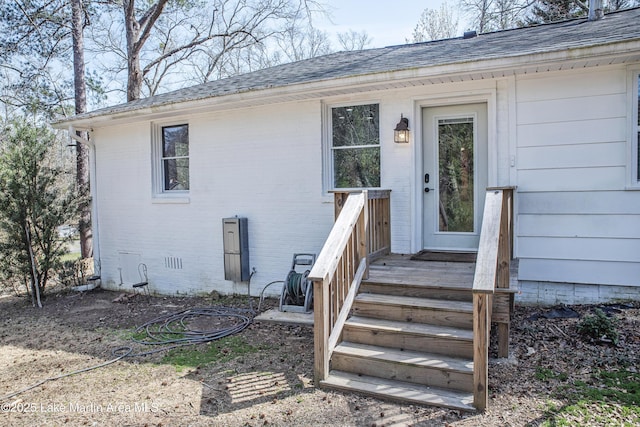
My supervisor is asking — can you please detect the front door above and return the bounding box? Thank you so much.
[422,103,488,251]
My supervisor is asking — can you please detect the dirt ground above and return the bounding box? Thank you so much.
[0,288,638,427]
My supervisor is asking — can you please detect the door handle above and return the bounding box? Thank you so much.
[424,187,434,193]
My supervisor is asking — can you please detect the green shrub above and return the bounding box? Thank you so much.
[0,120,79,304]
[577,308,619,345]
[58,257,93,287]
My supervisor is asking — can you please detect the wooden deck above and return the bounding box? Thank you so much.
[368,254,519,290]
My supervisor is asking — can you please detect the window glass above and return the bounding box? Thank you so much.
[331,104,380,188]
[438,117,474,232]
[161,124,189,191]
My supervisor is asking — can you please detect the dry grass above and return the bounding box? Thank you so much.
[0,289,638,426]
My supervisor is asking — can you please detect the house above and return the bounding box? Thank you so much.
[54,8,640,410]
[55,7,640,304]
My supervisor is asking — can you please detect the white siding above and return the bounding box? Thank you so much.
[518,142,626,170]
[496,78,515,186]
[517,93,626,125]
[517,117,627,148]
[519,214,640,239]
[514,67,640,291]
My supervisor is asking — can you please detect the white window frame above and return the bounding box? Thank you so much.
[630,68,640,189]
[322,101,381,192]
[151,121,190,200]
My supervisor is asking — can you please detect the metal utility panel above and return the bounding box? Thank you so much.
[222,217,250,282]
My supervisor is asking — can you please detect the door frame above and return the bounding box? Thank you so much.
[411,90,498,254]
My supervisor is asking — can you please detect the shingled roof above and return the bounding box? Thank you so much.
[58,7,640,124]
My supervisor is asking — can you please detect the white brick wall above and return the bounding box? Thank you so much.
[94,101,334,296]
[92,93,425,297]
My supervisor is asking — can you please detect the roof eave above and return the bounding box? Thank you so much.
[52,39,640,130]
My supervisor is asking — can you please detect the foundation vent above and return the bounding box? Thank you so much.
[165,257,183,269]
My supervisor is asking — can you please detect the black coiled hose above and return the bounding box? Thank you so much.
[129,306,254,356]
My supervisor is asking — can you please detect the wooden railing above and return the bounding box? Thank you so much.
[310,190,391,384]
[472,187,515,411]
[332,190,391,261]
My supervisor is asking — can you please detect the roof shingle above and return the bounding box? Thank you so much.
[61,7,640,122]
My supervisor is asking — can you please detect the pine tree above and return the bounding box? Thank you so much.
[526,0,586,24]
[0,120,79,305]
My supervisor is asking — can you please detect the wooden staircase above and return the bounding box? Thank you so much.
[320,258,477,411]
[309,188,514,412]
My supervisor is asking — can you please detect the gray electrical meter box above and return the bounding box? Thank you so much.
[222,217,250,282]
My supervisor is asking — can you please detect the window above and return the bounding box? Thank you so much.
[438,117,475,232]
[156,124,189,193]
[330,104,380,188]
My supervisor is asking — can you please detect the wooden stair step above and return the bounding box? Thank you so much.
[367,262,475,286]
[334,342,473,373]
[359,280,473,301]
[345,316,474,340]
[332,342,473,392]
[355,293,473,312]
[369,257,474,269]
[362,265,474,301]
[321,370,475,412]
[353,294,473,328]
[363,274,473,289]
[356,292,473,314]
[343,316,473,358]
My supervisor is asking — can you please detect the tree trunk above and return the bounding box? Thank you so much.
[124,0,142,101]
[123,0,170,101]
[72,0,92,258]
[127,52,143,102]
[25,223,42,308]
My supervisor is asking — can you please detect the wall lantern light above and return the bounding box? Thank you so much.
[394,114,410,143]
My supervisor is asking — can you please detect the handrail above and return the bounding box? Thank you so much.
[310,189,391,385]
[331,189,391,261]
[472,190,504,294]
[309,193,366,283]
[309,191,369,384]
[472,187,515,411]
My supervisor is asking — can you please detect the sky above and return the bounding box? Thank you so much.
[316,0,455,48]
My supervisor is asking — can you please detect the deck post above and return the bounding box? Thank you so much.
[313,277,330,385]
[485,187,515,359]
[333,192,349,220]
[357,190,369,280]
[497,188,513,358]
[473,292,489,411]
